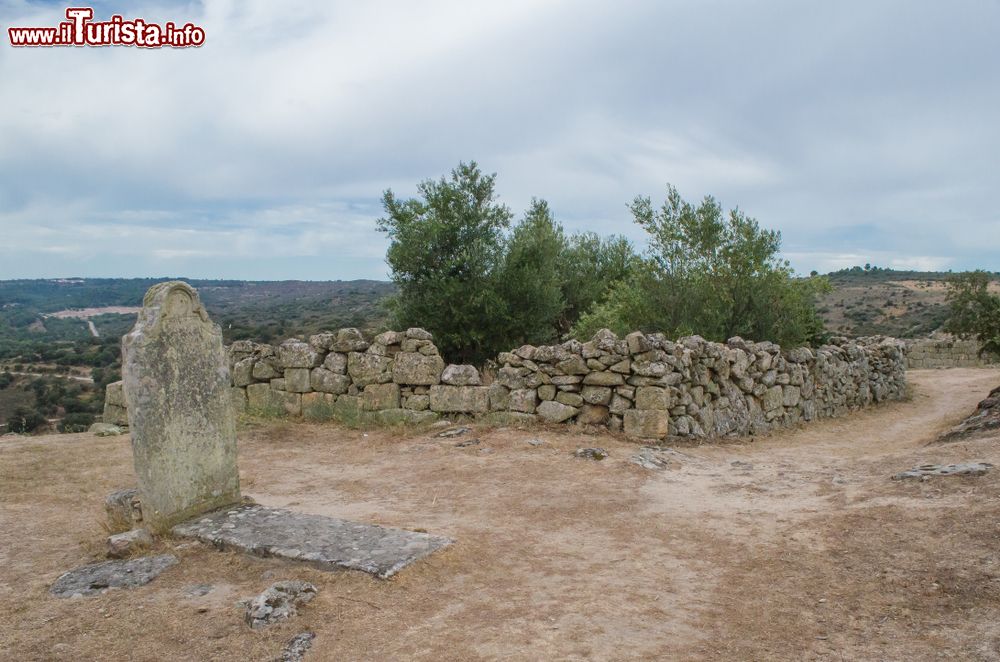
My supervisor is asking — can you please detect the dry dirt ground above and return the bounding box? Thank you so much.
[3,368,1000,661]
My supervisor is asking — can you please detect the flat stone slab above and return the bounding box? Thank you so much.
[172,505,452,578]
[892,462,993,480]
[51,554,178,598]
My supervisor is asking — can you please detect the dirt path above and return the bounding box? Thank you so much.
[2,368,999,661]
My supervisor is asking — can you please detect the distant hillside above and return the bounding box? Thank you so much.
[0,278,396,350]
[817,268,1000,338]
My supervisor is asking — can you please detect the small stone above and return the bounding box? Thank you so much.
[574,447,608,461]
[279,632,316,662]
[526,439,544,447]
[89,423,123,436]
[106,528,153,559]
[892,462,993,480]
[455,438,480,448]
[435,426,471,438]
[242,580,318,629]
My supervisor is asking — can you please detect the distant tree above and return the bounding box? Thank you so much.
[572,184,829,346]
[7,407,46,434]
[944,270,1000,357]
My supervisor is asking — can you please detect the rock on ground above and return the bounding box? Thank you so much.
[574,447,608,460]
[938,384,1000,441]
[892,462,993,480]
[50,554,178,598]
[242,580,318,629]
[106,528,153,559]
[278,632,316,662]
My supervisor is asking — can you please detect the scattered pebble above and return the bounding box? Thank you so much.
[892,462,993,480]
[437,426,471,439]
[455,438,480,448]
[242,580,318,629]
[279,632,316,662]
[574,447,608,461]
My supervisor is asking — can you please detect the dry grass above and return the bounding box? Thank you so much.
[2,369,1000,660]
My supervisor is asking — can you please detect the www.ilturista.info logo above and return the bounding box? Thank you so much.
[8,7,205,48]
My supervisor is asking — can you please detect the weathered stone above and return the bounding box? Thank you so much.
[230,387,248,415]
[278,340,323,369]
[626,331,651,355]
[429,385,489,413]
[392,352,445,385]
[581,385,612,406]
[375,330,406,346]
[583,371,625,386]
[310,368,351,394]
[252,357,282,380]
[556,355,589,375]
[574,447,608,460]
[441,364,481,386]
[243,580,318,629]
[536,400,579,423]
[406,327,433,341]
[347,352,393,386]
[271,391,302,417]
[361,383,401,411]
[509,388,538,413]
[232,357,256,387]
[271,378,287,391]
[375,409,439,426]
[121,282,240,533]
[782,385,801,407]
[90,422,123,436]
[496,366,526,390]
[308,332,336,351]
[404,394,430,411]
[279,632,316,662]
[609,393,632,415]
[556,391,584,407]
[624,409,669,438]
[106,528,153,559]
[284,368,312,393]
[105,488,143,533]
[331,328,369,352]
[246,383,272,411]
[323,352,348,374]
[892,462,993,480]
[103,381,129,427]
[578,404,610,425]
[173,504,452,579]
[635,386,671,410]
[538,384,557,401]
[488,383,510,410]
[762,385,784,412]
[50,554,178,598]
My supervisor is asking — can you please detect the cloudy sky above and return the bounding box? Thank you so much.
[1,0,998,280]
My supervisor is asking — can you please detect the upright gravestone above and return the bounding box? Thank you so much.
[122,281,240,533]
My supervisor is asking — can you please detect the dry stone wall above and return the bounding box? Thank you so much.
[904,334,999,369]
[107,327,907,441]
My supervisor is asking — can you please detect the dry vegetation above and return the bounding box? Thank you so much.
[3,369,1000,660]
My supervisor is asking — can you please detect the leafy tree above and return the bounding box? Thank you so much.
[378,161,513,363]
[572,184,829,346]
[944,270,1000,357]
[495,199,566,347]
[7,407,46,434]
[556,232,637,335]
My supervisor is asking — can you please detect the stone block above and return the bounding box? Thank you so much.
[392,352,445,385]
[441,364,481,386]
[310,367,351,394]
[347,352,393,386]
[284,368,312,393]
[331,328,369,353]
[429,385,489,413]
[361,383,401,411]
[581,385,612,405]
[536,400,579,423]
[635,386,670,410]
[624,409,669,438]
[509,388,538,413]
[278,340,323,369]
[583,371,625,386]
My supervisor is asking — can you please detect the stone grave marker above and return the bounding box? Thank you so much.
[122,281,241,532]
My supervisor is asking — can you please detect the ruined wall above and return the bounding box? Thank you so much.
[905,334,999,369]
[107,327,907,440]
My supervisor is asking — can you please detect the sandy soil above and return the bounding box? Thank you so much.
[2,368,1000,661]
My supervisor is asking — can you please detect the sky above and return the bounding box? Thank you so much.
[1,0,998,281]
